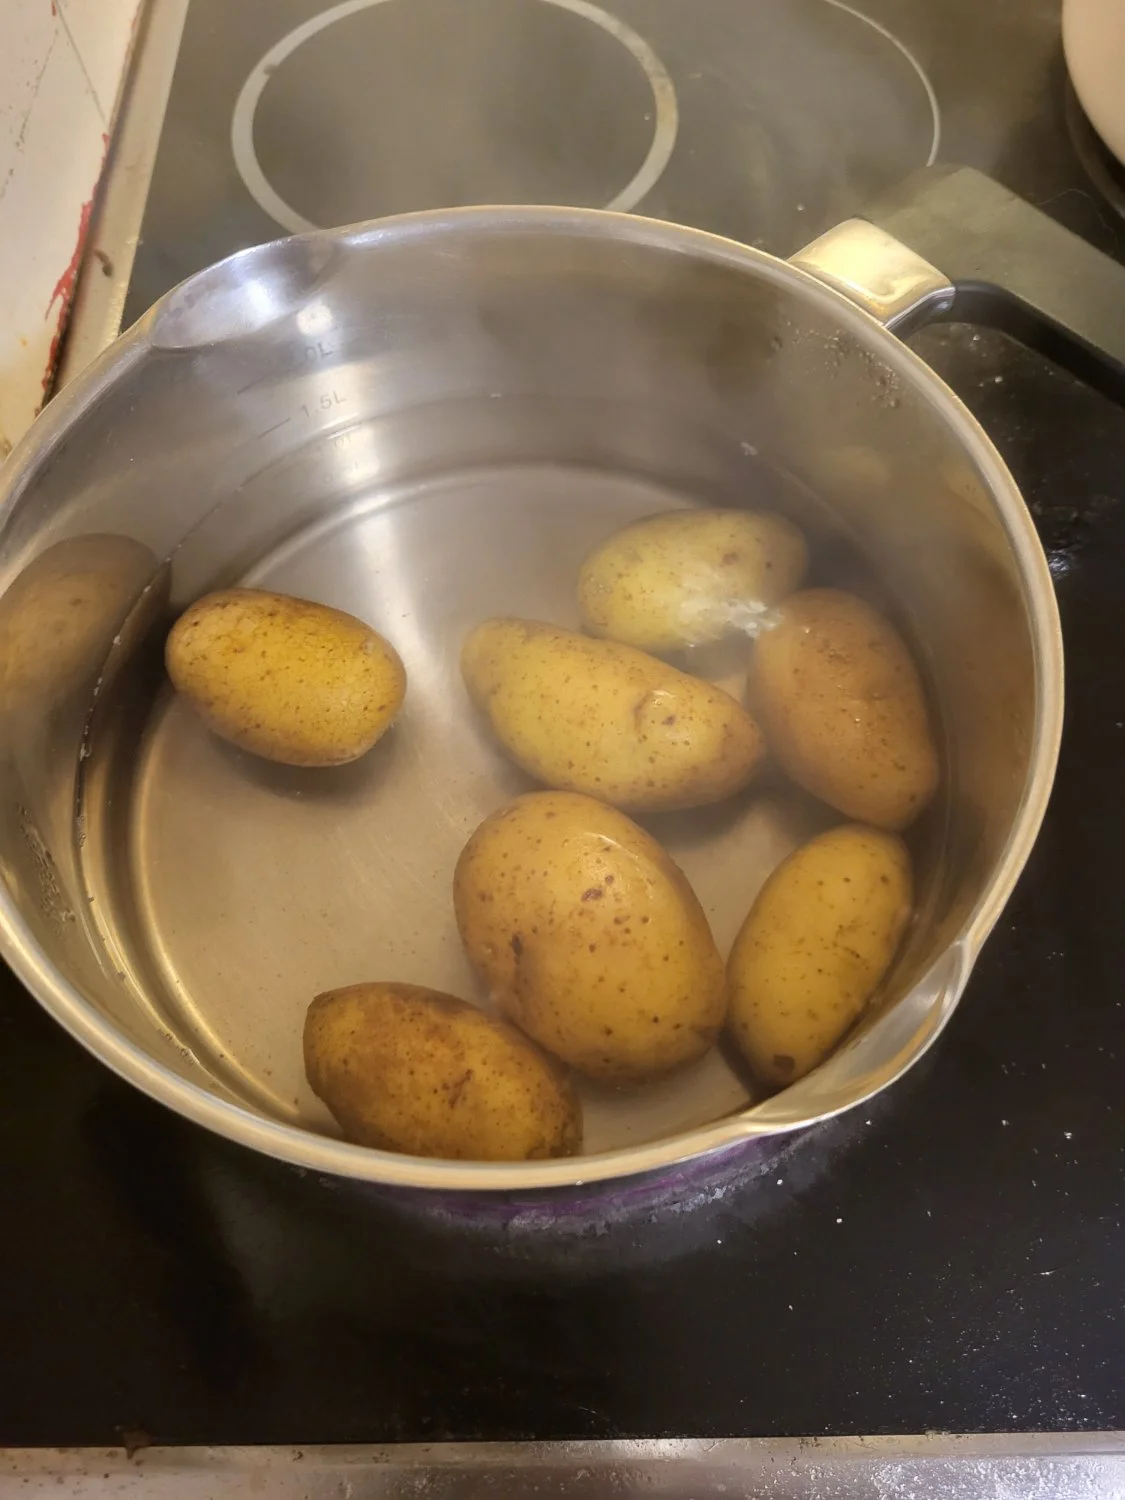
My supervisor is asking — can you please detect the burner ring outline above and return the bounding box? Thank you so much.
[230,0,680,233]
[822,0,941,167]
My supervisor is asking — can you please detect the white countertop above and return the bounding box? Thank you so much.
[0,0,144,460]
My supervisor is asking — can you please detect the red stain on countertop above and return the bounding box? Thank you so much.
[40,195,95,396]
[46,196,94,320]
[41,318,66,396]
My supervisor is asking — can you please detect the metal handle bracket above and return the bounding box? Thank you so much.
[790,218,954,332]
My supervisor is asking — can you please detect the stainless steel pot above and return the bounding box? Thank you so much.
[0,167,1085,1195]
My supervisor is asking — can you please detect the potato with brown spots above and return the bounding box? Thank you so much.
[462,618,764,813]
[727,823,913,1088]
[166,587,405,766]
[454,790,726,1084]
[304,982,581,1161]
[748,588,939,830]
[578,508,807,652]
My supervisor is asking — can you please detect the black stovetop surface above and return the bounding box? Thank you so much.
[5,0,1125,1447]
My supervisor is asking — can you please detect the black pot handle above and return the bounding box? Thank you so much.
[795,164,1125,405]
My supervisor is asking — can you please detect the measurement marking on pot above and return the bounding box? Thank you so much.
[299,390,347,419]
[256,416,292,439]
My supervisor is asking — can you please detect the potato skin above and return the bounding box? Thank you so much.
[0,534,161,708]
[454,791,726,1084]
[166,588,406,766]
[304,982,581,1161]
[749,588,939,830]
[727,824,913,1087]
[578,508,807,652]
[462,618,764,812]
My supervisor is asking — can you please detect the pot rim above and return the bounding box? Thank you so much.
[0,204,1064,1192]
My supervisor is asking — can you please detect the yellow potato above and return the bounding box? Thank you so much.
[749,588,939,829]
[304,982,581,1161]
[166,588,406,766]
[0,534,161,710]
[454,791,726,1083]
[462,618,764,812]
[727,823,913,1087]
[578,508,807,652]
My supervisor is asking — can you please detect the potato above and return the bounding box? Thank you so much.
[578,508,807,652]
[727,823,913,1087]
[0,534,161,710]
[462,618,764,812]
[749,588,939,829]
[454,790,726,1083]
[166,588,406,766]
[304,982,581,1161]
